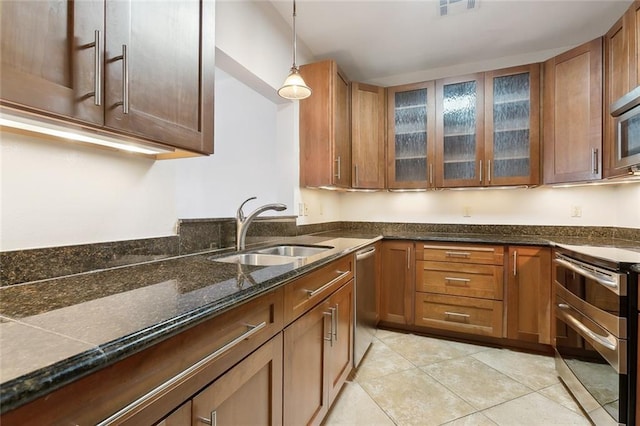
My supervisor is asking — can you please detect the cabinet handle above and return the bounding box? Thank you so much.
[306,270,350,298]
[197,412,216,425]
[592,148,599,174]
[445,251,470,258]
[513,250,517,276]
[334,156,341,180]
[354,164,359,186]
[479,160,483,183]
[113,45,129,114]
[323,311,333,345]
[445,277,470,285]
[444,311,470,322]
[88,30,102,106]
[96,322,266,425]
[429,163,433,185]
[487,160,491,183]
[333,305,338,342]
[407,246,411,270]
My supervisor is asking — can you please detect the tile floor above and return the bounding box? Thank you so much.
[324,329,590,426]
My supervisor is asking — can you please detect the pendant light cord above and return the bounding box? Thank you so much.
[292,0,297,68]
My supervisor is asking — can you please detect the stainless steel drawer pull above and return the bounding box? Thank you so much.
[444,311,470,322]
[444,277,470,284]
[306,270,350,298]
[554,256,622,294]
[445,251,471,258]
[97,321,267,425]
[323,311,333,345]
[557,304,616,351]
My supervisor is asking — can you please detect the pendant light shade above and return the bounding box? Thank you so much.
[278,0,311,100]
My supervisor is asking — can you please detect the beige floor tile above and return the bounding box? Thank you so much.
[360,368,475,425]
[482,392,590,425]
[381,333,481,367]
[422,356,532,410]
[471,348,559,390]
[538,383,585,415]
[323,381,395,426]
[352,338,414,381]
[375,328,403,341]
[441,412,497,426]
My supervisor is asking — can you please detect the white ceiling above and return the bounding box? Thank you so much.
[268,0,632,86]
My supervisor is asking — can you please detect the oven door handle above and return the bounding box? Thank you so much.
[557,303,617,351]
[554,257,619,293]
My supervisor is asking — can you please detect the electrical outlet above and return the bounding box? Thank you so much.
[304,203,309,216]
[570,206,582,218]
[298,203,306,216]
[463,206,471,217]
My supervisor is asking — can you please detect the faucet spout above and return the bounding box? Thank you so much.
[236,197,287,251]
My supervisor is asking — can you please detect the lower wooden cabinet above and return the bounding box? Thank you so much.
[155,401,191,426]
[415,292,503,337]
[379,241,414,325]
[283,281,353,426]
[191,333,283,426]
[506,246,553,344]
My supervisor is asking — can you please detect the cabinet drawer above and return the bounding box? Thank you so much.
[284,256,354,324]
[419,243,504,265]
[416,261,504,300]
[415,293,503,337]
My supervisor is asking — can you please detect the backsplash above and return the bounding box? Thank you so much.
[2,220,638,286]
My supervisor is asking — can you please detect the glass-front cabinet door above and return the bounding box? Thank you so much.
[436,74,484,187]
[484,65,540,186]
[387,81,436,189]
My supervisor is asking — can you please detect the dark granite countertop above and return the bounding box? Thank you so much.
[1,230,638,413]
[0,235,379,412]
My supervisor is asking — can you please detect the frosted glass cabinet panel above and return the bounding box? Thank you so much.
[436,74,484,187]
[485,64,540,186]
[387,81,436,189]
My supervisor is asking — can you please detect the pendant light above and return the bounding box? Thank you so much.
[278,0,312,100]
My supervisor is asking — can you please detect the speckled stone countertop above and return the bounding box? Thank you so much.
[0,235,379,412]
[1,230,639,413]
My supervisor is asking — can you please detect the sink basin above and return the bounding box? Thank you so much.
[255,244,333,257]
[213,253,299,266]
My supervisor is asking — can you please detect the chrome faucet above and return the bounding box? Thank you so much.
[236,197,287,251]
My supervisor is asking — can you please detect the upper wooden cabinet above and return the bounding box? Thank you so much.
[436,73,485,188]
[386,81,436,189]
[351,82,386,189]
[543,38,603,184]
[0,0,215,155]
[630,1,640,89]
[484,65,541,186]
[299,60,351,188]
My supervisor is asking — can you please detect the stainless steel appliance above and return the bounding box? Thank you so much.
[611,85,640,174]
[354,245,378,367]
[553,245,638,425]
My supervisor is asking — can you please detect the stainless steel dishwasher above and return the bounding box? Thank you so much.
[354,245,378,367]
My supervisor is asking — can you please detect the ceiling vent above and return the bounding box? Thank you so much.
[439,0,479,16]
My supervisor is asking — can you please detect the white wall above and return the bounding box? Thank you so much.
[330,184,640,228]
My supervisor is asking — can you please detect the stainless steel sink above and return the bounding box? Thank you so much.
[212,244,334,266]
[213,253,299,266]
[255,244,333,257]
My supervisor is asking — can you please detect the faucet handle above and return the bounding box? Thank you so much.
[237,196,257,220]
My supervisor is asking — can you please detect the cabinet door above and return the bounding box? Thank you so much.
[604,15,631,178]
[352,83,385,189]
[543,38,602,184]
[155,401,191,426]
[192,333,283,426]
[379,241,414,325]
[630,1,640,89]
[0,0,104,125]
[387,81,436,189]
[436,73,485,188]
[484,65,541,186]
[326,281,354,404]
[104,0,214,154]
[299,60,351,188]
[506,246,551,344]
[283,299,331,426]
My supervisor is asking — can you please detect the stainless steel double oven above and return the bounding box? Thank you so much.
[554,245,638,425]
